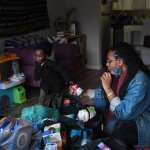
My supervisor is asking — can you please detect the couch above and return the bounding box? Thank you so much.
[4,35,49,87]
[53,43,82,78]
[4,36,83,87]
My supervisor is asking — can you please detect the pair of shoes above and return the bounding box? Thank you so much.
[10,73,25,82]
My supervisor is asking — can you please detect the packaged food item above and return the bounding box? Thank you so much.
[70,84,83,96]
[42,123,62,150]
[44,143,57,150]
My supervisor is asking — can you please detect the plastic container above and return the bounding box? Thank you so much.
[13,85,27,104]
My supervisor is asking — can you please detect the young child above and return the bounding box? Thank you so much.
[34,44,72,105]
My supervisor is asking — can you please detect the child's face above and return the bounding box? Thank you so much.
[34,49,45,64]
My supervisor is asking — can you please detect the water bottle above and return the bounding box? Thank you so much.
[12,60,20,76]
[81,130,88,146]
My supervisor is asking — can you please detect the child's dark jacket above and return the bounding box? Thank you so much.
[34,59,71,93]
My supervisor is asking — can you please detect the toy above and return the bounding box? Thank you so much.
[13,86,27,104]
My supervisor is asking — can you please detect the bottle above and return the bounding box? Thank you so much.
[62,98,74,119]
[12,60,20,76]
[81,130,88,146]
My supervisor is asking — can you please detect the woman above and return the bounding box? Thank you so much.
[100,42,150,149]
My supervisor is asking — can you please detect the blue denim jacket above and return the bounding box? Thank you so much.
[95,71,150,147]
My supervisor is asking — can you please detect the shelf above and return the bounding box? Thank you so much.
[0,77,25,89]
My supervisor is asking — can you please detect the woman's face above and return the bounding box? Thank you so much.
[106,50,122,73]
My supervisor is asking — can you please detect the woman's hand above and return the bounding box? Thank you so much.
[100,72,112,93]
[100,72,116,101]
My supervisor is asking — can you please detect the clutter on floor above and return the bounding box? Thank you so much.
[0,81,106,150]
[0,54,146,150]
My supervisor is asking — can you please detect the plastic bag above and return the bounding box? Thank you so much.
[21,104,59,129]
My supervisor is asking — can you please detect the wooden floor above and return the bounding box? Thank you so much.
[3,69,101,117]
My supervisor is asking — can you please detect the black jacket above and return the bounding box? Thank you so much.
[34,59,71,93]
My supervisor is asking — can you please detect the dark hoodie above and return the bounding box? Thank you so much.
[34,59,71,93]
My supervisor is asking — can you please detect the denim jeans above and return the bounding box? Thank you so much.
[95,88,107,110]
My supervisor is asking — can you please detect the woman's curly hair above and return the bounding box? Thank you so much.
[109,42,150,97]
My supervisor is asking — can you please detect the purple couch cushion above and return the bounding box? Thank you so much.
[53,44,82,77]
[54,43,80,60]
[21,65,40,87]
[5,48,36,65]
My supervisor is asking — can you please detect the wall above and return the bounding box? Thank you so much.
[100,3,111,66]
[64,0,102,69]
[142,19,150,41]
[46,0,66,34]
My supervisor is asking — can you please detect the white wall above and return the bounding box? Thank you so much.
[46,0,66,34]
[64,0,102,69]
